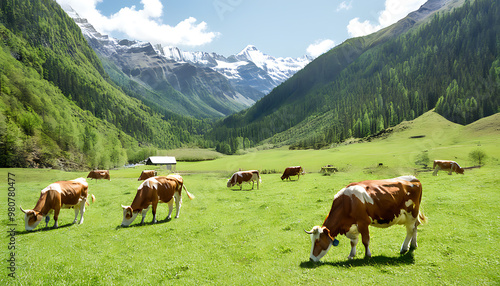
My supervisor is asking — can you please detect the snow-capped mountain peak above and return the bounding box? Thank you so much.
[158,45,312,94]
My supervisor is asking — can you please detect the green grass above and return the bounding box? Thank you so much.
[2,111,500,285]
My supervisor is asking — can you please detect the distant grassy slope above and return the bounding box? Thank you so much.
[184,111,500,173]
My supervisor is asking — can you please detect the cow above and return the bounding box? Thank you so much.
[20,178,95,231]
[433,160,464,176]
[281,166,303,181]
[87,170,110,180]
[138,170,157,180]
[121,175,194,227]
[305,176,426,262]
[227,170,261,190]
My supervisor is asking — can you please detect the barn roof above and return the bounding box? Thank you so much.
[146,156,177,165]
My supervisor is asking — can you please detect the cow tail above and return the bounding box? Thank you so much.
[433,161,436,169]
[85,194,96,206]
[183,185,195,200]
[418,211,427,224]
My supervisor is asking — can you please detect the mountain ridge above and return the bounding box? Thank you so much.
[63,6,311,117]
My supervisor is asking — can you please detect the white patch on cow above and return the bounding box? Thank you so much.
[41,183,63,194]
[143,177,159,190]
[336,186,374,205]
[72,177,88,187]
[396,175,417,182]
[405,199,414,208]
[370,209,410,228]
[345,224,359,240]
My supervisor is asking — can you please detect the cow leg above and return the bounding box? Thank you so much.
[358,224,372,258]
[410,219,420,250]
[140,206,150,224]
[151,203,158,224]
[53,208,60,228]
[78,199,86,224]
[174,192,182,218]
[401,218,419,253]
[166,198,174,220]
[346,224,360,259]
[73,205,80,224]
[432,167,439,176]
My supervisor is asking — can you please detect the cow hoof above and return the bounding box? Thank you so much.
[347,256,354,260]
[175,215,179,219]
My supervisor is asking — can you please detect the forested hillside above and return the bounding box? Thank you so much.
[208,0,500,150]
[0,0,210,168]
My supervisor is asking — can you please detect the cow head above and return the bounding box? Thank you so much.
[20,206,44,231]
[121,205,139,227]
[457,167,465,174]
[280,175,286,180]
[226,177,234,188]
[305,226,339,262]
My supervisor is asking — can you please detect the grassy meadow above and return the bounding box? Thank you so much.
[2,111,500,285]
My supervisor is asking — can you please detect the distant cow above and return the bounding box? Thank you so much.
[20,178,95,231]
[138,170,157,180]
[306,176,426,261]
[87,170,110,180]
[281,166,303,181]
[121,175,194,227]
[433,160,464,176]
[227,170,261,190]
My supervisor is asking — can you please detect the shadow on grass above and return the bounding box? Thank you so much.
[16,223,75,235]
[115,217,173,229]
[300,250,415,268]
[230,188,255,192]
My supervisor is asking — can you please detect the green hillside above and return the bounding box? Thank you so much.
[0,0,212,168]
[208,0,500,150]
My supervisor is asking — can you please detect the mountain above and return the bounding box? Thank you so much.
[208,0,500,151]
[64,7,311,118]
[160,45,312,95]
[63,7,249,118]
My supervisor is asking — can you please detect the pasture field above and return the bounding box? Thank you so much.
[2,111,500,285]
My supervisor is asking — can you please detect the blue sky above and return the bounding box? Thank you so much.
[56,0,426,58]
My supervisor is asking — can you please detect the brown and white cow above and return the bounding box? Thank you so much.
[227,170,261,190]
[121,175,194,227]
[87,170,110,180]
[281,166,303,181]
[138,170,157,180]
[433,160,464,176]
[20,178,95,231]
[305,176,426,261]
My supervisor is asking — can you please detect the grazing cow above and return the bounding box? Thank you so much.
[227,170,261,190]
[121,175,194,227]
[433,160,464,176]
[281,166,303,181]
[87,170,110,180]
[305,176,426,261]
[138,170,157,180]
[20,178,95,231]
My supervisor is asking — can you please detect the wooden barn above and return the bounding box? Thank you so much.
[145,156,177,171]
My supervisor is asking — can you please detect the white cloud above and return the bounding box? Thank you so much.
[307,39,336,58]
[337,1,352,12]
[347,0,426,37]
[56,0,218,47]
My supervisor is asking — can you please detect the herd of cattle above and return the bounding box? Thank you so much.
[21,160,464,261]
